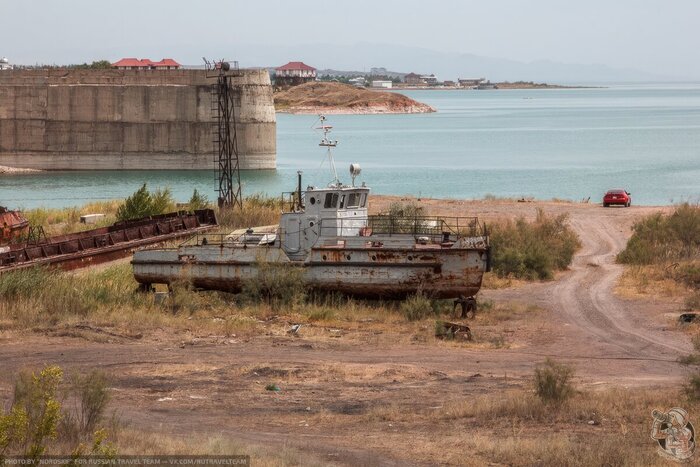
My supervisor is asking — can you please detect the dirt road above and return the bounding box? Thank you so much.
[0,199,692,465]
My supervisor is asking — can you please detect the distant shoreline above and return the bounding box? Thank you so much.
[385,82,602,91]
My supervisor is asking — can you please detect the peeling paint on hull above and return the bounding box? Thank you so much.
[132,242,488,299]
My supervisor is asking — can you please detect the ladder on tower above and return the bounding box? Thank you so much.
[209,60,243,209]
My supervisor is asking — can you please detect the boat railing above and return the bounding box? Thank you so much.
[318,215,487,240]
[184,230,278,247]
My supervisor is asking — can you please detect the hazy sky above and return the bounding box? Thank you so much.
[3,0,699,78]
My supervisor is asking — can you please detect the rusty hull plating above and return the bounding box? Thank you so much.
[0,207,29,245]
[132,212,491,300]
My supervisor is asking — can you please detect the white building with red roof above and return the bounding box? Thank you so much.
[111,58,181,70]
[274,61,316,86]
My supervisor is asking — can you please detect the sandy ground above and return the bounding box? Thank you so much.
[0,198,691,465]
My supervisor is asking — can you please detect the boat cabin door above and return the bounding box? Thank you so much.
[282,215,301,256]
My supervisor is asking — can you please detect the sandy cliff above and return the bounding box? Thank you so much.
[274,82,435,114]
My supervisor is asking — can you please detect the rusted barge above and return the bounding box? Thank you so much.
[0,209,217,272]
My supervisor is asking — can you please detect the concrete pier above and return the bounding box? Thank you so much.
[0,69,276,170]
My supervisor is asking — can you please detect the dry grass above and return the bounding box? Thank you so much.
[0,263,268,339]
[23,201,121,236]
[481,272,527,289]
[215,194,283,232]
[109,429,326,467]
[616,263,692,301]
[337,387,691,466]
[19,194,283,238]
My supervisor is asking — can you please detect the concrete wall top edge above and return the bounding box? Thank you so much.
[0,68,271,87]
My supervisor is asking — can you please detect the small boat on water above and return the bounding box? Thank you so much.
[132,118,491,305]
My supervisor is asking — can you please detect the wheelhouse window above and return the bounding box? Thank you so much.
[339,194,346,209]
[347,193,360,208]
[360,193,367,207]
[324,193,339,208]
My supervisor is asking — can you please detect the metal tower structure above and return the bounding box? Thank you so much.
[204,58,243,209]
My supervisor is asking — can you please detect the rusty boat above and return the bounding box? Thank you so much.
[132,119,491,306]
[0,210,217,272]
[0,206,29,245]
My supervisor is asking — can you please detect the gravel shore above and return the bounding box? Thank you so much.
[0,165,41,174]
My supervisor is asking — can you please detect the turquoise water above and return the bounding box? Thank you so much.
[2,83,700,208]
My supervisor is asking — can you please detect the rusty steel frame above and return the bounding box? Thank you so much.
[0,210,218,273]
[211,62,243,210]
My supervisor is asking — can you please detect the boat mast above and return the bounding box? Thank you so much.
[317,115,339,185]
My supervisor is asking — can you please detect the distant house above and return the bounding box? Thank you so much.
[421,74,438,86]
[458,78,486,88]
[443,80,456,87]
[275,61,317,86]
[0,57,12,70]
[404,72,424,85]
[476,80,498,90]
[371,80,393,89]
[349,76,366,87]
[111,58,181,70]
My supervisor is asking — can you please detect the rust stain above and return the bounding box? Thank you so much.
[0,208,29,245]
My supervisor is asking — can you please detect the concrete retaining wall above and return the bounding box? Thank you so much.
[0,69,276,170]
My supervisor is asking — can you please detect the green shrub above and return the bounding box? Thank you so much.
[188,189,210,211]
[618,203,700,265]
[387,201,424,219]
[241,262,306,310]
[68,371,110,436]
[1,366,115,459]
[490,210,580,280]
[533,359,574,404]
[115,183,175,221]
[400,293,434,321]
[149,187,174,216]
[12,366,64,459]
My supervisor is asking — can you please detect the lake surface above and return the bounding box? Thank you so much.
[2,83,700,208]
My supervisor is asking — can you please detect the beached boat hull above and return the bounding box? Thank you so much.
[132,240,489,299]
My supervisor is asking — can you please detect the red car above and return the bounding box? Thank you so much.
[603,189,632,207]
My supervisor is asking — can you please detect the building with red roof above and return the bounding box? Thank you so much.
[111,58,181,70]
[274,61,316,86]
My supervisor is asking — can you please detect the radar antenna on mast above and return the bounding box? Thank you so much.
[315,115,340,186]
